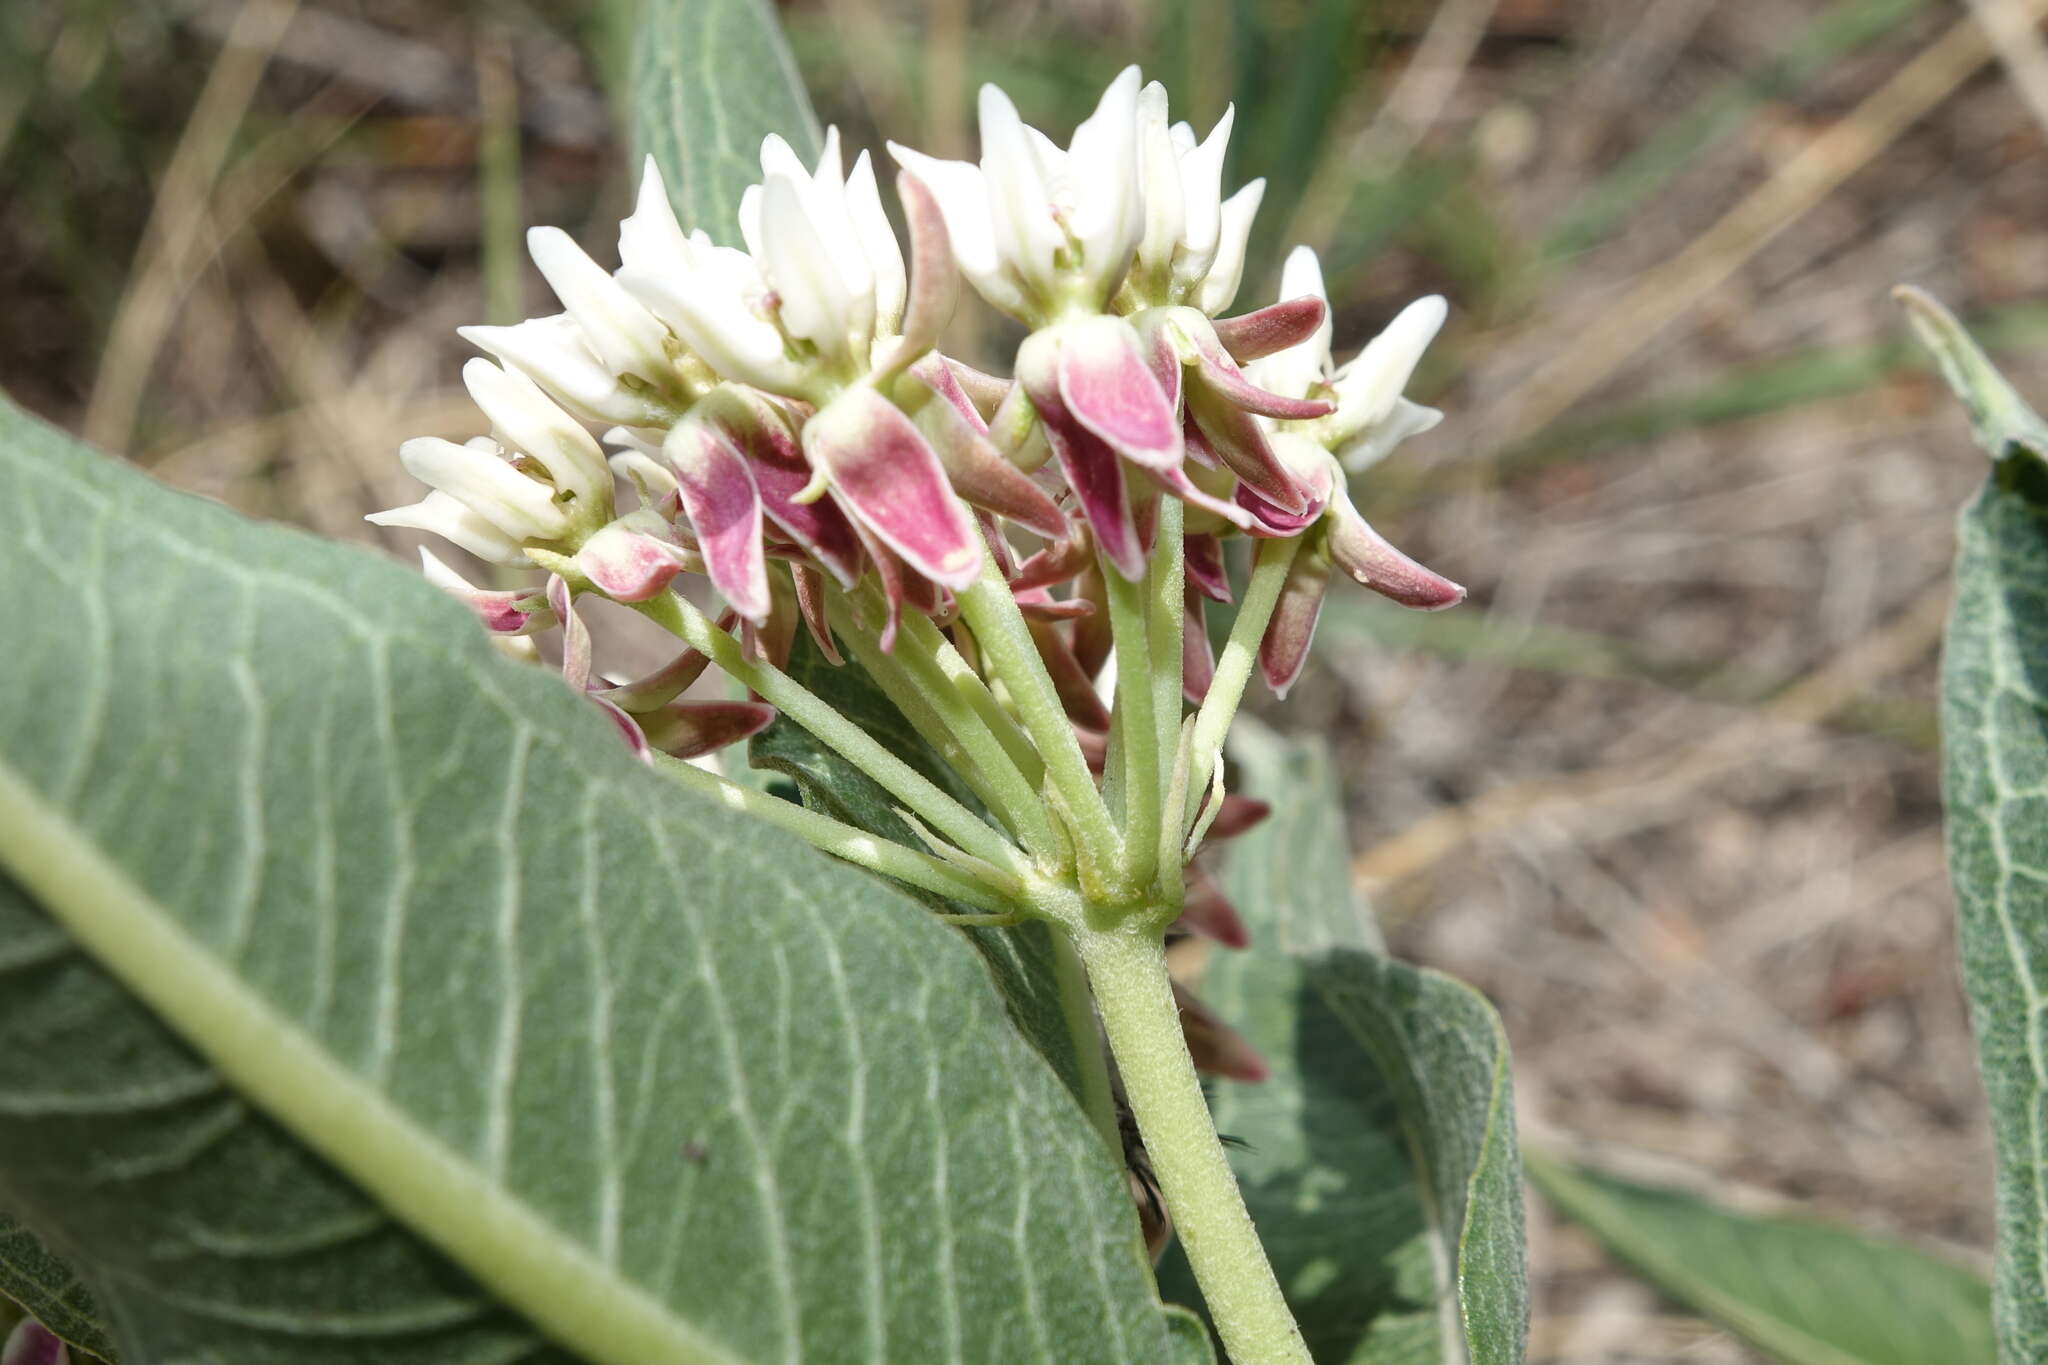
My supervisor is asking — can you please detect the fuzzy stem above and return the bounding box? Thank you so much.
[896,608,1045,786]
[1146,499,1186,897]
[1181,536,1300,832]
[955,541,1123,884]
[649,753,1021,911]
[1048,927,1121,1156]
[633,589,1024,877]
[1101,558,1159,889]
[1070,924,1309,1365]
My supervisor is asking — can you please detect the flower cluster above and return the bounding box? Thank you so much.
[374,67,1460,925]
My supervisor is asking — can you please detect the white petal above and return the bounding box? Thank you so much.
[619,157,694,278]
[460,316,666,427]
[759,131,811,182]
[757,172,862,358]
[1175,105,1234,285]
[846,150,906,332]
[607,447,680,506]
[399,436,568,541]
[1331,295,1447,429]
[1336,398,1443,473]
[1064,65,1143,296]
[462,359,609,509]
[1196,177,1265,315]
[738,183,767,261]
[526,226,673,385]
[887,143,1029,318]
[621,263,808,394]
[367,490,528,565]
[978,82,1062,296]
[1246,244,1334,399]
[1135,82,1184,287]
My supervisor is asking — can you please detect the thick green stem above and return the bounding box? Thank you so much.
[1048,927,1120,1157]
[1101,560,1159,889]
[649,754,1021,912]
[1071,924,1309,1365]
[632,590,1024,876]
[1181,536,1300,833]
[955,542,1123,883]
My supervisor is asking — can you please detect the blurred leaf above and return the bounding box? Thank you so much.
[0,393,1199,1364]
[630,0,821,244]
[0,1220,110,1362]
[1159,722,1527,1363]
[1918,292,2048,1365]
[1526,1152,1996,1365]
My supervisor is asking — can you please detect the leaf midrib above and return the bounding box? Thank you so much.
[0,756,740,1365]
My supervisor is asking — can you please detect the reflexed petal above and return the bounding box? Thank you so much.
[595,630,720,712]
[1184,533,1231,602]
[790,562,842,663]
[902,364,1067,540]
[548,576,591,691]
[2,1319,70,1365]
[462,358,608,509]
[1326,487,1464,610]
[886,143,1021,314]
[1195,178,1265,316]
[1189,322,1333,420]
[1177,863,1249,948]
[398,436,567,540]
[1187,385,1311,513]
[1010,531,1092,592]
[367,490,527,566]
[575,510,695,603]
[1258,539,1334,697]
[886,171,959,373]
[1172,977,1268,1081]
[593,694,655,762]
[1027,614,1113,731]
[638,700,778,759]
[1143,459,1254,530]
[1202,793,1272,844]
[803,387,982,591]
[1034,389,1144,580]
[1214,293,1329,366]
[1072,564,1113,676]
[1335,396,1443,473]
[1055,316,1181,471]
[664,417,772,623]
[418,548,555,635]
[526,227,673,385]
[944,357,1010,417]
[1183,585,1214,703]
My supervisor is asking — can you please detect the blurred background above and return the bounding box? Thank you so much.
[6,0,2046,1358]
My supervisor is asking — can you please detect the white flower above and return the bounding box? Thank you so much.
[890,66,1144,321]
[1194,179,1266,317]
[526,226,675,392]
[1132,82,1239,305]
[459,313,670,427]
[461,358,610,513]
[366,489,526,565]
[1246,245,1446,469]
[739,130,906,358]
[393,435,569,542]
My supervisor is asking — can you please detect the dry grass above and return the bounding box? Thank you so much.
[7,0,2048,1358]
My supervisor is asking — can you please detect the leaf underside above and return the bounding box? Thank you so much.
[0,394,1198,1364]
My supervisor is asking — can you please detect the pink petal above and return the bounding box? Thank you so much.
[1027,616,1113,731]
[904,368,1069,540]
[790,562,842,664]
[664,417,772,623]
[1011,531,1093,592]
[1055,316,1182,472]
[1203,794,1272,843]
[1177,863,1249,948]
[548,576,592,692]
[711,392,866,588]
[804,387,982,592]
[1258,545,1334,698]
[944,357,1009,418]
[849,518,909,653]
[2,1320,71,1365]
[1184,533,1231,603]
[1036,395,1145,580]
[1014,586,1094,621]
[910,352,989,432]
[1144,459,1254,530]
[889,171,959,369]
[1183,587,1214,704]
[1212,294,1329,362]
[595,634,720,712]
[1072,565,1113,677]
[1236,481,1322,537]
[638,700,779,759]
[576,514,693,603]
[1173,979,1269,1083]
[1189,317,1333,420]
[1189,386,1311,513]
[591,694,654,762]
[1327,496,1465,610]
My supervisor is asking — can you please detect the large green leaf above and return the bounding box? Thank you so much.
[0,394,1203,1364]
[630,0,822,245]
[1158,722,1527,1364]
[1527,1151,1995,1365]
[1907,288,2048,1365]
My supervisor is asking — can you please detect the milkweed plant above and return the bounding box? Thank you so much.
[372,66,1457,1365]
